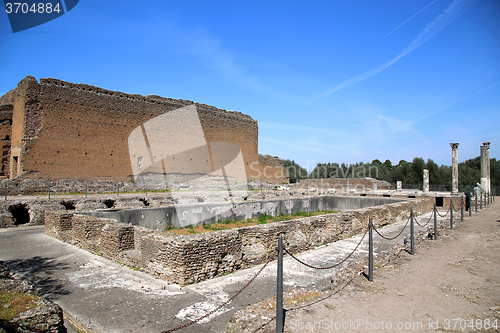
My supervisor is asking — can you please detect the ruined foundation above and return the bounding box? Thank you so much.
[44,196,439,286]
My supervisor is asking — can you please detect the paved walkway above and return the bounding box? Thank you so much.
[0,202,479,333]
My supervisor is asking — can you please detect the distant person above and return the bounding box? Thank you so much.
[465,192,471,211]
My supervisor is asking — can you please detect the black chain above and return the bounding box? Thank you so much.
[414,211,433,227]
[284,228,368,270]
[436,207,450,217]
[373,214,411,240]
[161,250,277,333]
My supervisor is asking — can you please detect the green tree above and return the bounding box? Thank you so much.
[383,159,393,171]
[425,159,441,184]
[282,159,308,183]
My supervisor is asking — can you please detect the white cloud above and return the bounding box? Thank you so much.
[383,0,438,38]
[304,0,476,106]
[161,25,283,99]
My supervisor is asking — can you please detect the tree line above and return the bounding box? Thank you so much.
[282,157,500,188]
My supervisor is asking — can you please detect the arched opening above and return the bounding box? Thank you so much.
[60,200,76,210]
[8,203,30,225]
[139,198,150,206]
[102,199,115,209]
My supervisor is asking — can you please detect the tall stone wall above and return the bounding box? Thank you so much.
[0,76,288,183]
[0,104,12,177]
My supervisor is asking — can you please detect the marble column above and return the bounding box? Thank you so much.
[450,143,459,193]
[423,169,429,192]
[481,142,491,193]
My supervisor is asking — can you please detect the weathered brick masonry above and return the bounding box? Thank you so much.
[0,76,287,183]
[45,197,436,286]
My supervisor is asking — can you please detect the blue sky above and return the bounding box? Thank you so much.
[1,0,499,171]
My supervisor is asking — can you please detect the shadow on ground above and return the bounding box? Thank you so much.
[4,256,70,298]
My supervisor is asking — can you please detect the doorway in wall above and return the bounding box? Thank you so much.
[11,155,18,178]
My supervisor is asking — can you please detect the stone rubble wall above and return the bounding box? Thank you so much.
[0,190,465,229]
[0,261,65,333]
[0,188,323,228]
[44,197,435,286]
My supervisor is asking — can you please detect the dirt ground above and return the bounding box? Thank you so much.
[231,198,500,333]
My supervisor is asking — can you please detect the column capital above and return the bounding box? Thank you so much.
[482,141,491,149]
[450,143,459,150]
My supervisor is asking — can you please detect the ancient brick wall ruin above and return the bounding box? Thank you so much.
[0,76,288,183]
[45,197,435,286]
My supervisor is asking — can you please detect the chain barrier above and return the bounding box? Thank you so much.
[373,214,411,241]
[413,210,433,227]
[284,229,368,270]
[165,201,476,332]
[161,250,277,333]
[452,203,461,213]
[436,205,450,217]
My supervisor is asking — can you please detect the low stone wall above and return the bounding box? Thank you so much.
[45,197,435,286]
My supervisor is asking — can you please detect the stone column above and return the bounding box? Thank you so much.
[397,181,402,191]
[423,169,429,192]
[450,143,459,193]
[481,142,491,193]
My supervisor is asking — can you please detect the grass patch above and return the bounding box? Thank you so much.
[166,210,340,235]
[0,290,40,322]
[261,289,323,311]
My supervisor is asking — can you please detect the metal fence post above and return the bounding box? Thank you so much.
[434,204,437,240]
[276,235,284,333]
[450,201,453,229]
[48,182,51,199]
[410,208,414,255]
[85,184,88,198]
[475,195,478,212]
[369,218,373,281]
[480,193,482,209]
[117,183,120,197]
[469,198,472,217]
[4,184,6,201]
[461,197,463,222]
